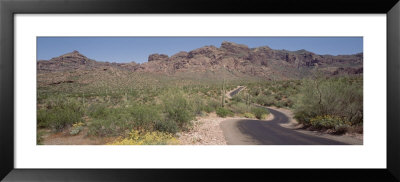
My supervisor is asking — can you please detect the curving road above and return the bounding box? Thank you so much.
[220,107,347,145]
[229,86,245,97]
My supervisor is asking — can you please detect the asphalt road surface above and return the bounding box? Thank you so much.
[220,107,347,145]
[229,86,245,97]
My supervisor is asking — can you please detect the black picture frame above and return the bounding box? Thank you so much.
[1,0,399,181]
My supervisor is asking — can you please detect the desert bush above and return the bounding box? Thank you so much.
[206,99,220,111]
[231,92,246,103]
[309,115,351,134]
[87,104,163,136]
[246,80,301,108]
[203,105,214,113]
[273,100,285,108]
[69,122,85,135]
[190,95,206,115]
[87,104,109,119]
[37,99,84,131]
[263,89,272,95]
[36,130,46,145]
[250,89,261,96]
[293,76,363,128]
[202,99,221,113]
[253,94,275,106]
[243,112,255,118]
[162,91,195,128]
[37,109,52,128]
[229,102,251,114]
[154,120,179,134]
[129,104,162,130]
[216,107,233,118]
[88,118,123,136]
[108,130,179,145]
[251,107,269,120]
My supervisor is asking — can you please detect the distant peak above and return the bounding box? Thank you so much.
[220,41,249,52]
[148,53,169,62]
[221,41,238,46]
[61,50,85,57]
[255,46,272,51]
[48,50,88,62]
[296,49,308,53]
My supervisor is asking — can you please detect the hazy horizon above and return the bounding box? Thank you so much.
[37,37,363,63]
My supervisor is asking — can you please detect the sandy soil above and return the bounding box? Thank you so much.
[40,127,114,145]
[178,113,249,145]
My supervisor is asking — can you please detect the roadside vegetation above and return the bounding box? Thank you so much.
[293,75,363,134]
[37,70,362,144]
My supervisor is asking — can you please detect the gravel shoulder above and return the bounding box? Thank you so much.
[178,113,249,145]
[178,112,273,145]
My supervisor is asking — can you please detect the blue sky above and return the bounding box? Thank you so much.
[37,37,363,63]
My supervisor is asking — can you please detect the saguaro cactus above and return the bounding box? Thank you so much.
[221,78,225,107]
[246,93,248,106]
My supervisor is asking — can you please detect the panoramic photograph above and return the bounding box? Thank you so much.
[36,37,363,145]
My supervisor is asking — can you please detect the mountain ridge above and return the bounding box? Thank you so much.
[37,41,363,80]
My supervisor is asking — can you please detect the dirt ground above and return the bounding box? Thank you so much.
[40,127,115,145]
[178,113,245,145]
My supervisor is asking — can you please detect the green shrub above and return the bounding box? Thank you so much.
[162,91,194,128]
[251,107,269,120]
[203,105,214,113]
[37,99,84,131]
[191,96,206,115]
[274,100,285,108]
[231,93,246,103]
[87,104,109,119]
[36,130,46,145]
[37,109,52,128]
[154,120,179,134]
[253,95,274,106]
[88,118,118,136]
[243,112,255,118]
[229,102,251,114]
[216,107,233,118]
[87,104,163,136]
[206,99,220,113]
[129,104,161,130]
[309,115,351,134]
[293,76,363,127]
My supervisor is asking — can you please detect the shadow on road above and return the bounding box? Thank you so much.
[222,107,347,145]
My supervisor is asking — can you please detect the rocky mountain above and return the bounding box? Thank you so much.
[37,41,363,80]
[37,50,139,72]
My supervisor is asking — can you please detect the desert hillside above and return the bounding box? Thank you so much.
[37,41,363,80]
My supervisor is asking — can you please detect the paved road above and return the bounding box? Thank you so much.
[229,86,245,97]
[220,107,347,145]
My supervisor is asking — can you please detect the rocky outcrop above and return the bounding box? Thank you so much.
[220,41,250,54]
[332,67,363,75]
[148,54,169,62]
[37,50,99,72]
[171,51,189,59]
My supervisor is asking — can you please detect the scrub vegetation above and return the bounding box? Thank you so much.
[38,72,362,145]
[37,46,363,144]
